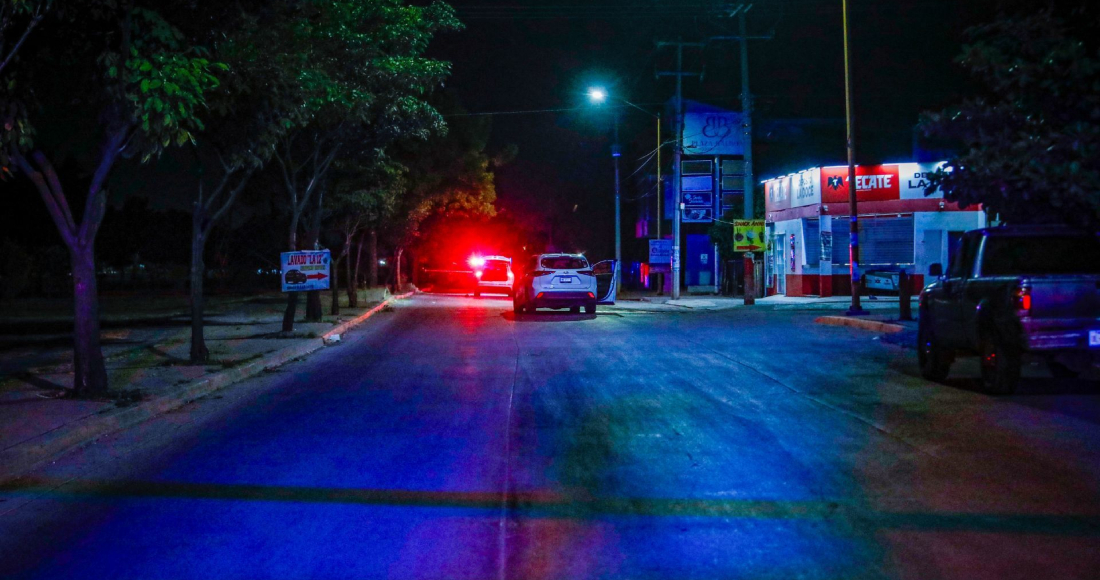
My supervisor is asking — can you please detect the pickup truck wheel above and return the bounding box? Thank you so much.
[917,321,952,382]
[980,337,1021,395]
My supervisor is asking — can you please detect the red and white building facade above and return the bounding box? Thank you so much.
[763,161,986,297]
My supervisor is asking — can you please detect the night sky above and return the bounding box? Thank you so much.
[2,0,1070,263]
[432,0,1045,258]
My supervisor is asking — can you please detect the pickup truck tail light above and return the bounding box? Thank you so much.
[1014,285,1031,312]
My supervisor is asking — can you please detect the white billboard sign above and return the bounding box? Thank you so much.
[898,162,946,199]
[281,250,331,292]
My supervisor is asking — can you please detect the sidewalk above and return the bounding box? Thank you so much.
[610,291,917,313]
[0,288,405,482]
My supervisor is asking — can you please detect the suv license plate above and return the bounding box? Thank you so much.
[559,276,573,283]
[1090,330,1100,347]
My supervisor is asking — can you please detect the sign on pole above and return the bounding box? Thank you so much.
[733,220,766,252]
[281,250,331,292]
[648,239,672,264]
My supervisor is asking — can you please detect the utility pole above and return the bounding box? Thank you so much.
[657,39,704,300]
[738,10,754,220]
[710,4,772,220]
[842,0,866,315]
[613,110,622,284]
[655,113,662,294]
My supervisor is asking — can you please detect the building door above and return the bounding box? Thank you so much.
[686,234,715,288]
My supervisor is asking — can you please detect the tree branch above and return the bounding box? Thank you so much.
[28,151,77,235]
[79,128,129,245]
[208,167,255,227]
[0,12,42,76]
[12,150,77,248]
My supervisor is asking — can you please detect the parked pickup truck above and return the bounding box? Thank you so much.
[918,225,1100,394]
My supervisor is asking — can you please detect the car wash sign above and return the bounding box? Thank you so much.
[281,250,331,292]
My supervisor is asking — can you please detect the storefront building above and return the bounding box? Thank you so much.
[763,161,986,297]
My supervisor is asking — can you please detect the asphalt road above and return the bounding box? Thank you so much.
[2,294,1099,579]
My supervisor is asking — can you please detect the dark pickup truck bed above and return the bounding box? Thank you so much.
[917,225,1100,394]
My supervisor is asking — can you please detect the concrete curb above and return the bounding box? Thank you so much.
[814,315,906,334]
[322,291,412,344]
[0,292,414,483]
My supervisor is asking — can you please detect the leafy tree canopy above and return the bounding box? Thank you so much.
[920,9,1100,229]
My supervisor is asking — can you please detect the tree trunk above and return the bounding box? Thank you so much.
[282,226,299,333]
[352,232,365,303]
[369,229,378,287]
[303,196,324,322]
[393,247,404,293]
[283,292,299,333]
[70,247,108,396]
[345,234,357,308]
[189,217,209,364]
[330,256,342,316]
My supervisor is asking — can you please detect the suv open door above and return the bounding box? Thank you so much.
[591,260,618,305]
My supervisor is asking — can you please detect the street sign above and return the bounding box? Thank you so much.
[649,239,672,264]
[733,219,766,252]
[683,191,713,207]
[281,250,331,292]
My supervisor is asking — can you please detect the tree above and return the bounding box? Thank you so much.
[920,9,1100,229]
[323,156,401,313]
[256,0,460,331]
[3,4,223,395]
[183,4,293,363]
[384,106,503,287]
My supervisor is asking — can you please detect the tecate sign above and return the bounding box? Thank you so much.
[765,162,947,212]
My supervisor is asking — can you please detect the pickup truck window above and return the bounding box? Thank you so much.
[982,235,1100,276]
[948,235,978,278]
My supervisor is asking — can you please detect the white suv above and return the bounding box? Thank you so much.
[514,253,606,314]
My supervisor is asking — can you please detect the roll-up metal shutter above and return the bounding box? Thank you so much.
[831,216,914,266]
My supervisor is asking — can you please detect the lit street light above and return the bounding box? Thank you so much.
[587,87,661,288]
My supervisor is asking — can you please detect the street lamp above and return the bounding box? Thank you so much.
[587,87,662,289]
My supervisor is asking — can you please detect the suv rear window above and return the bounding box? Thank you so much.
[982,235,1100,276]
[541,256,588,270]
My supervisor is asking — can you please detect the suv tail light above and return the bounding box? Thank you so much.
[1014,284,1031,312]
[577,269,593,276]
[532,270,551,277]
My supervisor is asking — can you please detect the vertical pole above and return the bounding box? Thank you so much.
[672,42,683,300]
[739,10,754,220]
[656,113,664,294]
[656,114,662,239]
[842,0,865,315]
[613,110,622,284]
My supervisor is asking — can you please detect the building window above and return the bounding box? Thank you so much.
[682,160,712,175]
[803,218,820,267]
